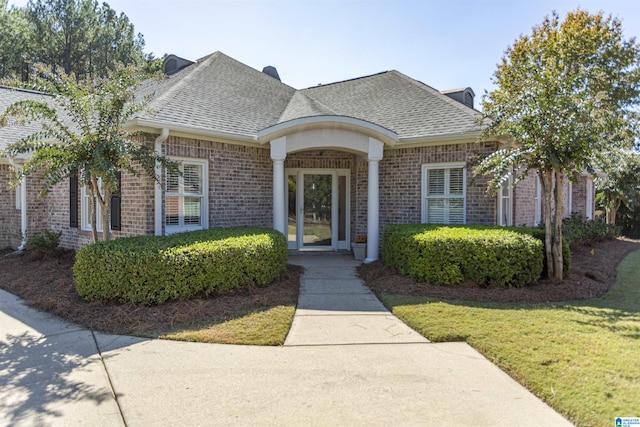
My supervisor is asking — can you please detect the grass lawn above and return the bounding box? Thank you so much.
[145,306,296,346]
[378,250,640,427]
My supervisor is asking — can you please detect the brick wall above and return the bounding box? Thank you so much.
[164,136,273,230]
[514,172,538,226]
[0,164,22,248]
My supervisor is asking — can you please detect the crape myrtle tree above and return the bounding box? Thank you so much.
[595,149,640,225]
[0,63,178,242]
[475,9,640,280]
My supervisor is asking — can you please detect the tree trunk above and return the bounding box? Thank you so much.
[540,169,555,279]
[101,186,111,241]
[610,199,621,226]
[552,169,565,281]
[87,179,98,243]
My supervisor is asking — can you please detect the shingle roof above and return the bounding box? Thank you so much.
[0,86,53,154]
[2,52,482,152]
[136,52,481,141]
[136,52,296,136]
[298,71,481,139]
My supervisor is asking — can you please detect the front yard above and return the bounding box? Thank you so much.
[360,238,640,427]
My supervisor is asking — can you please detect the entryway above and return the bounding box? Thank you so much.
[286,169,350,251]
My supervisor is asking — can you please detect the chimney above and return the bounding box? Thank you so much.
[441,87,475,109]
[262,65,281,81]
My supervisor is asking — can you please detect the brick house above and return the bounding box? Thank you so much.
[0,52,596,260]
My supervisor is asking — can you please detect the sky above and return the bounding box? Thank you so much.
[8,0,640,108]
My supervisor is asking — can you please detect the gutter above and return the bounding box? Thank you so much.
[154,128,170,236]
[8,158,27,250]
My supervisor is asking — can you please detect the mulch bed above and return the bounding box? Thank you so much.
[358,238,640,303]
[1,237,638,336]
[0,249,301,335]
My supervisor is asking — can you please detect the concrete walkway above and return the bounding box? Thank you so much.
[0,255,573,426]
[285,255,428,346]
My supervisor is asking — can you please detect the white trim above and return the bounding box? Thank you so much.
[285,168,351,251]
[586,177,594,220]
[421,162,467,225]
[164,157,209,234]
[127,118,257,144]
[81,179,105,232]
[568,182,573,216]
[15,186,21,210]
[534,174,542,226]
[258,115,398,146]
[497,174,513,226]
[154,128,169,236]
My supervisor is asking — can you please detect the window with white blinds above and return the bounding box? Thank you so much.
[422,163,466,224]
[165,159,207,232]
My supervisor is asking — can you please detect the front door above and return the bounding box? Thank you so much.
[287,169,350,251]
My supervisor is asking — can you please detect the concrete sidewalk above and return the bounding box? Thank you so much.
[0,256,573,426]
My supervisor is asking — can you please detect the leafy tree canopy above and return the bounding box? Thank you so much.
[0,0,161,80]
[1,63,177,242]
[475,9,640,279]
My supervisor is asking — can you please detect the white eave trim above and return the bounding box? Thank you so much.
[396,129,482,147]
[127,118,259,145]
[257,115,399,146]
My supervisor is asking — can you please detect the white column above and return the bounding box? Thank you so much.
[365,138,384,263]
[271,137,287,235]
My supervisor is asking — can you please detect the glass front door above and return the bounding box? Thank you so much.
[286,169,349,251]
[303,174,333,247]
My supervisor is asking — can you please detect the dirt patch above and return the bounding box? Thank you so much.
[358,238,640,303]
[0,249,300,335]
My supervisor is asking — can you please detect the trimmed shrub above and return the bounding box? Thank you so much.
[383,224,543,287]
[74,228,287,304]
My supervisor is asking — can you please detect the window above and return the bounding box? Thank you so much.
[79,174,121,232]
[422,163,466,224]
[586,177,594,220]
[534,175,542,226]
[498,175,513,226]
[15,186,21,210]
[165,159,208,233]
[81,180,104,232]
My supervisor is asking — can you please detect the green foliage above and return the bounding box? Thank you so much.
[475,9,640,280]
[25,229,61,254]
[1,0,147,80]
[73,228,288,305]
[383,224,543,288]
[595,149,640,224]
[562,212,620,246]
[1,63,177,242]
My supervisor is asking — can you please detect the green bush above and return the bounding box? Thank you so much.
[74,228,287,304]
[25,230,61,254]
[562,212,620,246]
[383,224,544,288]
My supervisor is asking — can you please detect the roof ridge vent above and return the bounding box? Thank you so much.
[262,65,281,81]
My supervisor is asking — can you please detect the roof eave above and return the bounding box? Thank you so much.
[396,130,482,147]
[126,118,259,145]
[257,115,399,146]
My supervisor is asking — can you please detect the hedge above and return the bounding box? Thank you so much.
[383,224,553,287]
[74,227,288,304]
